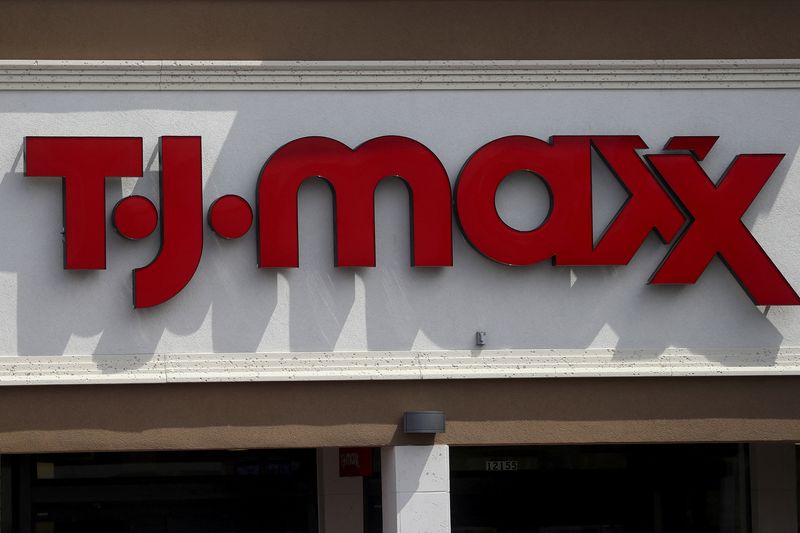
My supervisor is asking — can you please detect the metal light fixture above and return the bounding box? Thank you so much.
[404,411,446,433]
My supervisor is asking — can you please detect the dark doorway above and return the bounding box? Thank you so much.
[0,449,317,533]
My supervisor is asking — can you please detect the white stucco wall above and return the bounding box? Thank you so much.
[1,82,799,382]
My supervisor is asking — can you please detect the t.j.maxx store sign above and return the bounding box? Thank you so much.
[24,134,799,307]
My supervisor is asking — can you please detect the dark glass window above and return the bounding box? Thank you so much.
[0,449,318,533]
[449,444,750,533]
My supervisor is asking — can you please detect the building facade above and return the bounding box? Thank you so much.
[1,1,800,532]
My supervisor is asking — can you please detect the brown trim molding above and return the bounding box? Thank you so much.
[1,376,799,453]
[0,1,799,61]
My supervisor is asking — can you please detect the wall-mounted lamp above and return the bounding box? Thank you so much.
[404,411,446,434]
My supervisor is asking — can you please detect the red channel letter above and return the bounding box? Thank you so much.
[558,136,686,264]
[455,136,592,265]
[24,137,143,269]
[257,136,452,268]
[646,152,800,305]
[664,136,719,160]
[133,137,203,308]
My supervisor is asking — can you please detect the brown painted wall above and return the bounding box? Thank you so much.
[0,1,798,60]
[0,376,798,453]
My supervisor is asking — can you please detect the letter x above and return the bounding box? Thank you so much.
[646,153,800,305]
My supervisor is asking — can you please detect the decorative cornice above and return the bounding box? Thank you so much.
[0,60,799,90]
[0,348,796,386]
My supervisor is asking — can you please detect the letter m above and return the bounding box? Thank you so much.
[257,136,453,267]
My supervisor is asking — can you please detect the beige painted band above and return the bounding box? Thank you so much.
[0,377,798,453]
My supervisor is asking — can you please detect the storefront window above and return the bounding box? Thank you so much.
[449,444,750,533]
[0,449,317,533]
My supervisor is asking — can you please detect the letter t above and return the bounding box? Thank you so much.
[25,137,143,269]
